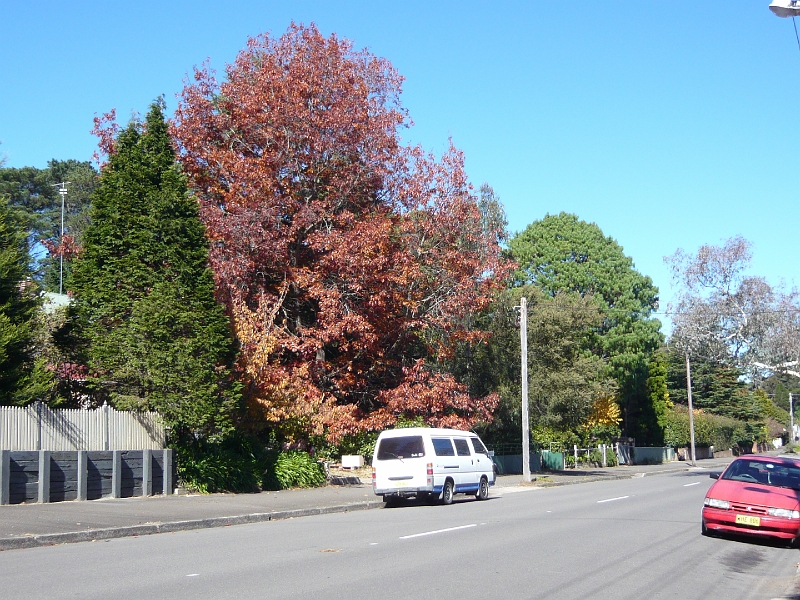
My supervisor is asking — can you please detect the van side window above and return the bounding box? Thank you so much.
[453,438,471,456]
[470,438,487,455]
[376,436,425,460]
[432,438,455,456]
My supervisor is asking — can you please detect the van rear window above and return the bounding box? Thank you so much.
[376,436,425,460]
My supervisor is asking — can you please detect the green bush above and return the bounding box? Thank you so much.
[662,406,768,450]
[263,450,325,490]
[176,433,267,494]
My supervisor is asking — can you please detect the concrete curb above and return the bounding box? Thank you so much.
[520,465,695,488]
[0,500,385,551]
[773,562,800,600]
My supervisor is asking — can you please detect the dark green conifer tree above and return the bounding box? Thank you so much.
[0,197,52,404]
[70,100,240,448]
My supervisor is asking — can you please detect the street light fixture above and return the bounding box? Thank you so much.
[770,1,800,18]
[51,182,70,295]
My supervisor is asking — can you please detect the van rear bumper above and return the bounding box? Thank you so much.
[374,485,433,497]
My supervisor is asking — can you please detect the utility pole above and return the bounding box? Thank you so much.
[686,353,696,467]
[52,182,70,295]
[520,297,531,483]
[791,393,795,444]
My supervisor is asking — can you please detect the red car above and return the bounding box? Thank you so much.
[702,455,800,545]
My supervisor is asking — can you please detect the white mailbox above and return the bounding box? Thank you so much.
[341,455,364,469]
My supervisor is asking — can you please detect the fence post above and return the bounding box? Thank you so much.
[103,402,110,451]
[36,401,43,451]
[111,450,121,498]
[0,450,9,505]
[163,449,173,495]
[38,450,50,503]
[573,445,578,469]
[77,451,87,501]
[142,449,152,497]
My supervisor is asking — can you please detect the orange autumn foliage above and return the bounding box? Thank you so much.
[173,24,509,441]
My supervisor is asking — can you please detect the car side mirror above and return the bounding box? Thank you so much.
[487,451,495,458]
[709,472,720,480]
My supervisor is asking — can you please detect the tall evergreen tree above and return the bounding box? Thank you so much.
[0,197,52,404]
[508,212,663,442]
[70,100,239,444]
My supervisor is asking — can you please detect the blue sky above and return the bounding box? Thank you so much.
[2,1,797,327]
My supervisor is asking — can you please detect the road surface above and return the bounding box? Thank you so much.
[1,470,797,599]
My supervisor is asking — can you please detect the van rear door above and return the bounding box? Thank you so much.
[374,435,427,492]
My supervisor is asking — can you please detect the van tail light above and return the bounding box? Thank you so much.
[427,462,433,487]
[372,467,376,490]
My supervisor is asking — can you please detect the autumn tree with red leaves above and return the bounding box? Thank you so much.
[173,24,509,442]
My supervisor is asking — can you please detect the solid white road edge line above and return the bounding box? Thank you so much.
[597,495,630,503]
[400,524,478,539]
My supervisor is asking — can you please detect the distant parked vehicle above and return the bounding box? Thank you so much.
[372,428,495,505]
[702,455,800,546]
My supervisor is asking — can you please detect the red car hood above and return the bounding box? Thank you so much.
[709,479,800,510]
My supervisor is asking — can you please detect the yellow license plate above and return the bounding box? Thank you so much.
[393,481,407,487]
[735,514,761,527]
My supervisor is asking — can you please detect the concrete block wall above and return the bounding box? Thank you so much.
[0,449,173,505]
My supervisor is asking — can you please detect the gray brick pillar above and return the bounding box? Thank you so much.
[38,450,50,503]
[163,449,173,495]
[111,450,122,499]
[0,450,9,505]
[77,451,87,501]
[142,449,152,497]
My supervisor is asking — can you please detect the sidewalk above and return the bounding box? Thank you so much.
[0,457,733,551]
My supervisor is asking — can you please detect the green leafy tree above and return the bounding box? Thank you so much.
[665,347,787,435]
[508,212,663,442]
[0,159,97,290]
[70,100,240,457]
[640,348,672,445]
[471,286,615,445]
[0,197,53,405]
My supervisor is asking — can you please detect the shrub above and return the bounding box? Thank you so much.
[662,406,767,450]
[264,450,326,490]
[176,433,267,494]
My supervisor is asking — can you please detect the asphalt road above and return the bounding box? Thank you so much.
[2,470,798,599]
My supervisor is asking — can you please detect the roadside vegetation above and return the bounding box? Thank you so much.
[0,23,797,492]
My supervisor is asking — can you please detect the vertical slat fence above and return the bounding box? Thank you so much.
[0,404,165,451]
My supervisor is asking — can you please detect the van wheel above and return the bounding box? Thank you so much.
[476,477,489,500]
[441,480,454,505]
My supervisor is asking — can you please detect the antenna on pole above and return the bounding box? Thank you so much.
[51,182,70,295]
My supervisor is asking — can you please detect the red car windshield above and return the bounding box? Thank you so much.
[722,458,800,490]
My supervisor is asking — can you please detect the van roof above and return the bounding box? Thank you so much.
[376,427,476,438]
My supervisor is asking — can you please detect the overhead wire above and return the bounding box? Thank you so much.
[794,16,800,55]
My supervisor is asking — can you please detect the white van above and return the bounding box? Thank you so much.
[372,427,495,505]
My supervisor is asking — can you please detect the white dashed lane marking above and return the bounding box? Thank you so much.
[400,524,477,539]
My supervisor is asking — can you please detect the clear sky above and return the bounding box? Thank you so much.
[2,1,797,327]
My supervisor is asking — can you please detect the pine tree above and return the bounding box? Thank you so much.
[70,100,239,443]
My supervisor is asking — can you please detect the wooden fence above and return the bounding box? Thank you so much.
[0,403,165,451]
